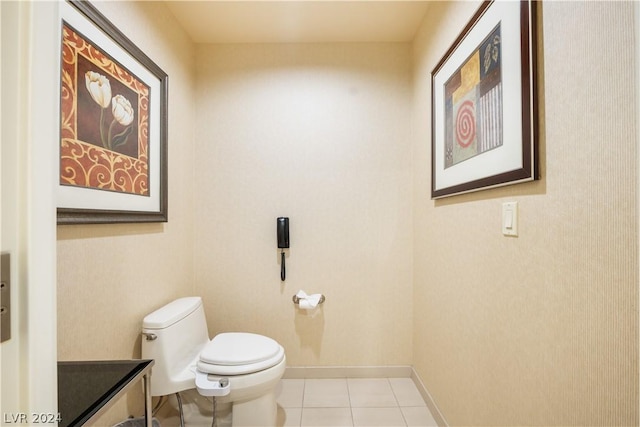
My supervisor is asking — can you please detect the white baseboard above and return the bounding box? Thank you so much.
[410,367,448,427]
[283,365,413,379]
[283,365,448,427]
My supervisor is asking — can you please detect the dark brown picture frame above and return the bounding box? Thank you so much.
[57,0,168,224]
[431,0,538,199]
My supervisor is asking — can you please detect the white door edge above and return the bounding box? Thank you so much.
[1,0,58,422]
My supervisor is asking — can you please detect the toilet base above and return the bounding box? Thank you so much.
[231,390,277,427]
[165,388,278,427]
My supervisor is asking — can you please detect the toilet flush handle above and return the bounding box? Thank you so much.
[141,332,157,341]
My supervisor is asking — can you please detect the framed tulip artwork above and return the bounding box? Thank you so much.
[431,0,538,199]
[58,0,168,224]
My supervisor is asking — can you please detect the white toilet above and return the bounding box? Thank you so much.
[141,297,286,427]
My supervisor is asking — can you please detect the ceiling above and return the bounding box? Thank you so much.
[163,1,432,44]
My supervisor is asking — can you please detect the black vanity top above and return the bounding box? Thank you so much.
[57,360,154,427]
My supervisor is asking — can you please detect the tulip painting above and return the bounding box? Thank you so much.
[84,71,135,151]
[59,5,167,223]
[61,22,151,198]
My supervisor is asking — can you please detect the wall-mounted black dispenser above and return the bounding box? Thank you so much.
[277,217,289,281]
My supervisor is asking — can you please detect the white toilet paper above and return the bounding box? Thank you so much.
[298,299,315,309]
[296,290,322,310]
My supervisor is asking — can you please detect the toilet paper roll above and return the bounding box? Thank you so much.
[295,290,322,310]
[298,299,315,310]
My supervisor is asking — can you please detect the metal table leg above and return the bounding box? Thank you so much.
[144,372,152,427]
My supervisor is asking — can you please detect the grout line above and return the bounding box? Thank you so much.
[298,378,306,426]
[300,378,306,409]
[345,377,354,427]
[387,378,401,407]
[388,378,410,427]
[349,404,355,427]
[347,378,355,427]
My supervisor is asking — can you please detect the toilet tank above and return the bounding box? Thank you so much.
[142,297,210,396]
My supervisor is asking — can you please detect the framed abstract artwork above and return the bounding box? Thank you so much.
[431,0,538,199]
[58,0,168,224]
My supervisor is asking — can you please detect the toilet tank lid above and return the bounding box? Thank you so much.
[143,297,202,329]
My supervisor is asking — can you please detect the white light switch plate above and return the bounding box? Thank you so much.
[502,202,518,236]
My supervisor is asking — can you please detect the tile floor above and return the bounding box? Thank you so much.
[275,378,438,427]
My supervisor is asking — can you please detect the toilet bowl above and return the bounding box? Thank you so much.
[141,297,286,427]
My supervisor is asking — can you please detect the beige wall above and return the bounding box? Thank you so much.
[412,1,638,426]
[193,43,414,367]
[56,1,196,424]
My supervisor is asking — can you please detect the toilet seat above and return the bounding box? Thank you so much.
[197,332,285,376]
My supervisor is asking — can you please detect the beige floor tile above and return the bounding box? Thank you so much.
[352,407,406,427]
[388,378,426,407]
[301,408,354,427]
[278,407,303,427]
[277,379,305,408]
[347,378,398,408]
[400,407,438,427]
[304,379,351,408]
